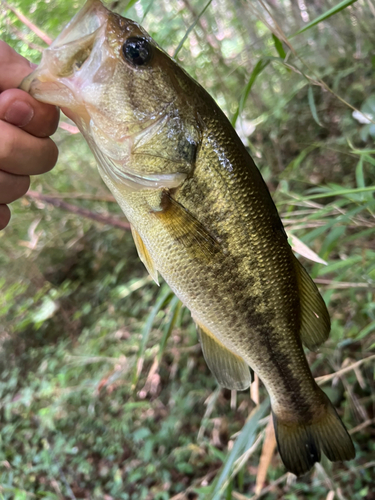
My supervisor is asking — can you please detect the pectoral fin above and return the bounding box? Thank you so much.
[294,256,330,350]
[130,225,159,285]
[153,191,221,262]
[196,322,251,391]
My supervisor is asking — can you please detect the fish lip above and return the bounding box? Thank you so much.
[19,0,109,97]
[51,0,109,49]
[20,0,187,192]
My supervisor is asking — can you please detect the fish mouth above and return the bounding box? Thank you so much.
[19,0,110,109]
[20,0,188,192]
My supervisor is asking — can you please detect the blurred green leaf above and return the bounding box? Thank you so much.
[232,59,270,126]
[272,34,286,59]
[308,85,323,127]
[291,0,358,37]
[210,399,269,499]
[174,0,213,57]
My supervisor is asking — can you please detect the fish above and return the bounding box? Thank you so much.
[20,0,355,476]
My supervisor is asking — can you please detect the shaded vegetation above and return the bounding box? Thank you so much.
[0,0,375,499]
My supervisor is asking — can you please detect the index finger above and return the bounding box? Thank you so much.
[0,41,60,138]
[0,41,35,91]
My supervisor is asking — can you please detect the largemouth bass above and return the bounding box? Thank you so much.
[21,0,355,475]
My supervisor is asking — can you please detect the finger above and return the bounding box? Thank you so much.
[61,107,75,121]
[0,120,58,175]
[0,170,30,204]
[0,205,11,230]
[0,88,59,138]
[0,41,37,91]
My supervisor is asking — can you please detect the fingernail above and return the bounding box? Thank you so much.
[5,100,34,127]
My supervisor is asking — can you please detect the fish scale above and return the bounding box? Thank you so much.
[20,0,355,476]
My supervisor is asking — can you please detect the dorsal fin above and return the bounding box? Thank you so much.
[130,224,159,285]
[294,256,330,350]
[196,321,251,391]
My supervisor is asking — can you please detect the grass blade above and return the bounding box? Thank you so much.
[174,0,213,57]
[141,0,155,22]
[231,59,270,127]
[292,186,375,201]
[355,155,365,188]
[272,34,286,59]
[288,233,327,265]
[157,295,182,362]
[355,320,375,341]
[308,85,323,127]
[210,398,269,499]
[123,0,139,13]
[291,0,358,37]
[133,285,173,385]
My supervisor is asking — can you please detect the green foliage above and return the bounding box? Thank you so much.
[291,0,359,36]
[1,0,375,499]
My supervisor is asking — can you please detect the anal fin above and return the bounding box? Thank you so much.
[130,224,159,285]
[196,322,251,391]
[294,256,331,350]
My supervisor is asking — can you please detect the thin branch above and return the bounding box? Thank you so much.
[59,122,80,134]
[242,472,289,500]
[314,279,371,289]
[316,354,375,385]
[349,418,375,434]
[2,1,52,45]
[26,190,131,230]
[5,20,44,51]
[34,192,116,202]
[174,0,213,57]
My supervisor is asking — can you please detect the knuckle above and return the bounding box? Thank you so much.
[0,122,15,162]
[0,205,11,230]
[37,138,59,173]
[0,171,29,204]
[47,140,59,170]
[15,175,30,197]
[38,106,60,138]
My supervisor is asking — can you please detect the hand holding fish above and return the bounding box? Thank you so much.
[0,41,59,230]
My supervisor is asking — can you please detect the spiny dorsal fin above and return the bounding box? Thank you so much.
[294,256,330,350]
[153,191,221,262]
[130,224,159,285]
[196,321,251,391]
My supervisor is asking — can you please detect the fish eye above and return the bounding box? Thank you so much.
[122,37,152,67]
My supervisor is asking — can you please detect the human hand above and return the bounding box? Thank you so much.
[0,41,59,230]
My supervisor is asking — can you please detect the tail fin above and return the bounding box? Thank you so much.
[272,393,355,476]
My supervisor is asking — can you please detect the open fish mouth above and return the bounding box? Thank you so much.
[19,0,188,192]
[52,0,106,48]
[19,0,109,108]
